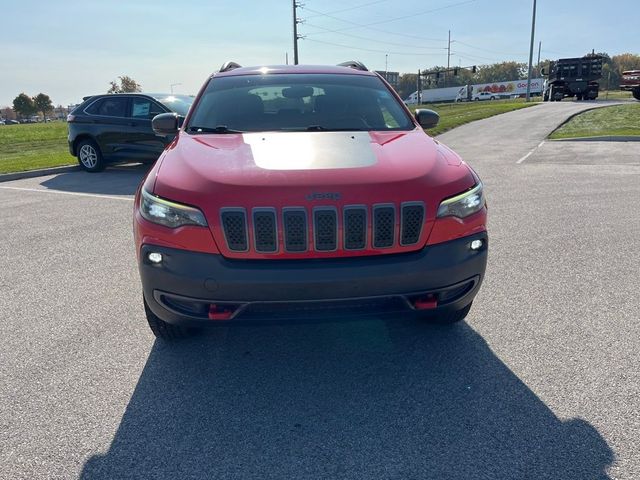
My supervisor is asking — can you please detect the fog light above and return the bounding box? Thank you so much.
[148,252,163,264]
[470,240,483,250]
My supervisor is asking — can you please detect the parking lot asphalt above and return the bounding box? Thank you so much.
[1,101,638,479]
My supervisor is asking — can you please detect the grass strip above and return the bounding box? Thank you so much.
[410,100,539,136]
[549,103,640,140]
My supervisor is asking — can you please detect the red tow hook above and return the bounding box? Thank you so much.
[208,304,234,320]
[413,294,438,310]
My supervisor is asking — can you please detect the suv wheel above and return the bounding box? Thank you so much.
[419,303,472,324]
[144,297,191,340]
[77,139,105,172]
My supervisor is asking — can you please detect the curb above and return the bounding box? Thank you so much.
[0,165,79,183]
[550,136,640,142]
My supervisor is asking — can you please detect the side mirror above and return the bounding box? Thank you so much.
[541,67,547,76]
[415,109,439,129]
[152,113,182,135]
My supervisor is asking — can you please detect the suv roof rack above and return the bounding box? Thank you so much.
[337,61,369,72]
[219,61,242,73]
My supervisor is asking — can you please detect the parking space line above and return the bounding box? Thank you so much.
[516,140,545,164]
[0,186,134,201]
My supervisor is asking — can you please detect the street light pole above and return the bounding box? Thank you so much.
[525,0,537,102]
[170,83,181,94]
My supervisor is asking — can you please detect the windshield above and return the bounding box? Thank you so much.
[186,73,414,133]
[153,94,194,116]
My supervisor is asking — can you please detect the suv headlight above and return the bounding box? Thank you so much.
[140,189,208,228]
[437,183,485,219]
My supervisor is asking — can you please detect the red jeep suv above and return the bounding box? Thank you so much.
[133,61,488,339]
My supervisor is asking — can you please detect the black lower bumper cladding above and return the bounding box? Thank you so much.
[139,232,488,325]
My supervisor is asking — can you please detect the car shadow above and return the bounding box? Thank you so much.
[40,163,150,196]
[79,319,613,479]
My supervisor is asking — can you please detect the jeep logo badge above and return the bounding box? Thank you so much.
[306,192,342,201]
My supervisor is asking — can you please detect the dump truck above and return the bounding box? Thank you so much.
[620,70,640,101]
[542,54,603,101]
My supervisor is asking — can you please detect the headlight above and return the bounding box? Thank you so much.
[437,183,485,219]
[140,189,208,228]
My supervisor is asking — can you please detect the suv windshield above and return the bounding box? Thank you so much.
[152,94,194,116]
[186,73,414,133]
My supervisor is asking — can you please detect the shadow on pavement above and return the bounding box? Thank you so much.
[40,163,149,196]
[80,319,613,479]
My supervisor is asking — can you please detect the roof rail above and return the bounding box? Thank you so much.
[219,61,242,73]
[337,61,369,72]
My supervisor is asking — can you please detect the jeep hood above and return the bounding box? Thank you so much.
[154,128,474,206]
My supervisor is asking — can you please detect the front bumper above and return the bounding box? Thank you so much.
[140,232,488,325]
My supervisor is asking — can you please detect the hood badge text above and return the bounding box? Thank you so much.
[306,192,342,201]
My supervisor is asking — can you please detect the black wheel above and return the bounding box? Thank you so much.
[419,303,472,325]
[633,88,640,101]
[490,96,496,100]
[576,93,583,101]
[144,297,191,340]
[76,139,105,172]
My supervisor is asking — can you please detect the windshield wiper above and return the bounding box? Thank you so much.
[188,125,244,134]
[305,125,368,132]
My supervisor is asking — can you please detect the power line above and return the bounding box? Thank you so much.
[305,0,392,19]
[302,0,476,35]
[304,22,448,50]
[452,40,527,57]
[304,38,443,56]
[450,50,504,62]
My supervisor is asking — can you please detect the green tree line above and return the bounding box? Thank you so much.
[11,93,54,120]
[395,52,640,99]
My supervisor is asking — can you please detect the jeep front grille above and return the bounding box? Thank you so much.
[252,209,277,253]
[220,202,424,254]
[220,209,248,252]
[314,208,338,251]
[373,204,395,248]
[400,203,425,246]
[283,208,307,252]
[343,206,367,250]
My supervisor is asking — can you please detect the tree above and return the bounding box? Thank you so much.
[33,93,53,119]
[12,93,36,119]
[397,73,418,99]
[1,106,16,121]
[474,61,527,84]
[108,75,142,93]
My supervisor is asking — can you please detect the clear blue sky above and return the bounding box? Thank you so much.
[1,0,638,107]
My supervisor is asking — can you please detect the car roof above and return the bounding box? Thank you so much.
[213,64,377,78]
[81,93,193,102]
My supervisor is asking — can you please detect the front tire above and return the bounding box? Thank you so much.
[632,88,640,101]
[419,303,472,325]
[77,139,105,172]
[144,297,191,340]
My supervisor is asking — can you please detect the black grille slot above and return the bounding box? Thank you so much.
[400,203,424,246]
[344,207,367,250]
[221,210,248,251]
[314,209,337,251]
[253,209,277,253]
[373,205,395,248]
[283,209,307,252]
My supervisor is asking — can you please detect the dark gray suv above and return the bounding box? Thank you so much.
[67,93,194,172]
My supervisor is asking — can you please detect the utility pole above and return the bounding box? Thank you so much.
[385,54,388,75]
[446,30,451,88]
[417,70,422,105]
[537,41,542,73]
[293,0,299,65]
[170,83,181,94]
[526,0,537,101]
